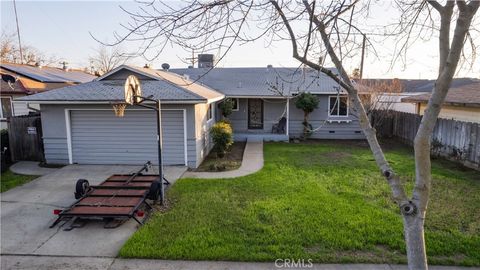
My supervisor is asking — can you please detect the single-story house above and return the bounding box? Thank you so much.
[171,66,365,141]
[0,62,96,129]
[19,65,224,168]
[20,63,366,168]
[402,82,480,123]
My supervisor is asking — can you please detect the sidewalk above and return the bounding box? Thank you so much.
[9,161,59,176]
[183,140,264,179]
[1,255,477,270]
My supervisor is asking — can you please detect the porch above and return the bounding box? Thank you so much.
[224,97,290,142]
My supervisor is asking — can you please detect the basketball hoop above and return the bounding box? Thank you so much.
[125,75,142,105]
[112,102,127,117]
[111,75,142,118]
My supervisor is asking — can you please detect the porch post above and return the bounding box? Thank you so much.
[286,98,290,136]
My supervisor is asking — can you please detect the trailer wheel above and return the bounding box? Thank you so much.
[75,179,90,199]
[147,181,161,200]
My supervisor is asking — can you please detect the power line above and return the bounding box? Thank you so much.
[13,0,24,64]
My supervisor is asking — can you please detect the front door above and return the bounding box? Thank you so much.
[248,99,263,129]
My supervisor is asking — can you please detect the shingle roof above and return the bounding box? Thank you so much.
[115,66,224,100]
[18,80,207,103]
[359,78,480,93]
[170,67,343,96]
[1,63,96,83]
[17,65,224,103]
[401,82,480,107]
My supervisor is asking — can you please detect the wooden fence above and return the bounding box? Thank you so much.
[372,110,480,169]
[8,114,45,162]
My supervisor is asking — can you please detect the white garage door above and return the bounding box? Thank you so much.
[69,110,186,165]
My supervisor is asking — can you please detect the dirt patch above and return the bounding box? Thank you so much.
[195,141,246,172]
[305,244,402,263]
[323,151,352,160]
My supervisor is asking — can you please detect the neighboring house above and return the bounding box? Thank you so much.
[0,62,96,129]
[171,66,365,141]
[402,82,480,123]
[19,65,224,168]
[356,78,479,114]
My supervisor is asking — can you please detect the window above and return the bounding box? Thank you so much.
[1,97,12,119]
[207,103,214,121]
[329,96,348,117]
[231,98,239,111]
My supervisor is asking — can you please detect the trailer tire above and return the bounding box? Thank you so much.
[147,181,161,200]
[75,179,90,199]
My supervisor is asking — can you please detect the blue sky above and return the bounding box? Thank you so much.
[1,1,479,79]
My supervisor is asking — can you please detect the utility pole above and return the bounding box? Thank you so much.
[359,34,366,79]
[185,49,196,67]
[13,0,24,64]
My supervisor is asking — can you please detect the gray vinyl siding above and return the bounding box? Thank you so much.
[101,69,154,80]
[193,103,215,168]
[40,105,69,164]
[70,110,185,165]
[40,104,199,167]
[289,95,365,139]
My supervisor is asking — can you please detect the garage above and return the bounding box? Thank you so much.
[68,109,186,165]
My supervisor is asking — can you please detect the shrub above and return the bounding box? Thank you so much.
[219,98,234,118]
[210,121,233,157]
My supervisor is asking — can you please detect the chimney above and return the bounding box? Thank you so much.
[197,54,214,68]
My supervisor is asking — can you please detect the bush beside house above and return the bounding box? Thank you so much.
[210,120,233,158]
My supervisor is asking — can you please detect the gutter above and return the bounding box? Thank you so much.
[14,99,208,105]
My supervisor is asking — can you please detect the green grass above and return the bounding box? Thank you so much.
[1,169,39,192]
[120,141,480,266]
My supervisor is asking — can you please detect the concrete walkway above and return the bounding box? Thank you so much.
[1,165,187,258]
[1,255,477,270]
[9,161,58,176]
[183,140,264,179]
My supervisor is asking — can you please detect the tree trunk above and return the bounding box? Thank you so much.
[303,111,309,139]
[403,212,428,270]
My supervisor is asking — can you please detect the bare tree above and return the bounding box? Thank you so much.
[357,79,404,132]
[1,30,58,65]
[88,45,130,75]
[111,1,479,269]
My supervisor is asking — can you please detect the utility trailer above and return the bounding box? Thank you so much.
[50,161,166,230]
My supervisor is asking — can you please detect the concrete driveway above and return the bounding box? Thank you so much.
[0,164,186,257]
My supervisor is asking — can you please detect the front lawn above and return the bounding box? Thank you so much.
[1,170,39,192]
[120,141,480,266]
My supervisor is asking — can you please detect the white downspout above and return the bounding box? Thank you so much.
[286,98,290,137]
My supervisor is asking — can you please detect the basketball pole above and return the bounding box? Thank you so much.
[156,99,165,205]
[131,95,166,206]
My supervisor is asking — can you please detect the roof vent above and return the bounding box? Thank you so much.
[267,64,273,69]
[183,74,190,80]
[35,61,44,68]
[237,82,242,88]
[60,61,69,71]
[161,63,170,70]
[188,65,193,69]
[144,64,151,69]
